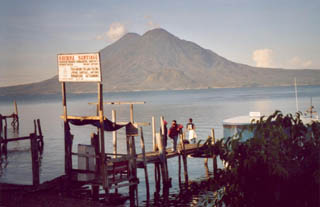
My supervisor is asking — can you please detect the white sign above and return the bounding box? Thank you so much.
[57,53,101,82]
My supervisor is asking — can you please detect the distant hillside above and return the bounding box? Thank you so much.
[1,28,320,95]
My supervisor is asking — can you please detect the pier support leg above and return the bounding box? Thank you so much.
[139,127,150,201]
[182,153,188,184]
[91,185,99,201]
[178,154,182,186]
[180,133,188,184]
[3,118,7,157]
[211,129,218,177]
[154,163,161,193]
[0,115,2,157]
[30,133,40,187]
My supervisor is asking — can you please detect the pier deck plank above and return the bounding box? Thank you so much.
[136,143,210,168]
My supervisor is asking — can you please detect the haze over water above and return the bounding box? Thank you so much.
[0,85,319,205]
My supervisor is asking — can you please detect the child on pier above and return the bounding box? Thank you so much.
[186,118,197,144]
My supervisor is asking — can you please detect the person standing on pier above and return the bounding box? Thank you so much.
[186,118,197,144]
[168,120,179,152]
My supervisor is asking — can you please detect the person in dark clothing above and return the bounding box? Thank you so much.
[168,120,179,152]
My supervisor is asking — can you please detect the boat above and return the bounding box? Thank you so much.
[223,112,262,141]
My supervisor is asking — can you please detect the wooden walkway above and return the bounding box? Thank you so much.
[136,143,208,168]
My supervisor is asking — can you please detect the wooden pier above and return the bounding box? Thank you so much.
[0,104,44,187]
[58,82,217,206]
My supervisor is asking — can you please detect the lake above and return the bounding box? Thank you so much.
[0,85,319,206]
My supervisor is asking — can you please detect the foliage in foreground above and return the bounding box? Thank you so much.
[208,111,320,207]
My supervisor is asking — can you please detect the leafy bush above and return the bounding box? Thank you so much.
[211,111,320,207]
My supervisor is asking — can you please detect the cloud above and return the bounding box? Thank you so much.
[96,22,127,42]
[106,22,127,42]
[144,16,160,30]
[95,35,104,40]
[252,49,273,68]
[288,56,313,69]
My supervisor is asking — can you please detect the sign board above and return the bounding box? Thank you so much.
[57,53,101,82]
[126,123,139,137]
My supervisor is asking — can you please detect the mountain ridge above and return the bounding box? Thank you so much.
[1,28,320,95]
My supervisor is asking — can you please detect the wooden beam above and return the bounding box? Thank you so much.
[60,115,100,120]
[117,121,150,126]
[3,136,35,142]
[59,115,149,126]
[88,101,146,105]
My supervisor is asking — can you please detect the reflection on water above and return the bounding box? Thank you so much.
[0,86,319,206]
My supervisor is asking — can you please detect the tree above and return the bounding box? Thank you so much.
[210,111,320,207]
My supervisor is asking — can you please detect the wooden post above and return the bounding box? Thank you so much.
[160,116,169,187]
[128,134,137,207]
[204,157,208,166]
[181,133,188,184]
[37,119,44,152]
[30,133,40,187]
[130,104,134,123]
[3,118,7,156]
[0,114,2,156]
[4,118,7,140]
[0,114,2,138]
[33,120,37,137]
[98,83,108,194]
[14,100,18,116]
[37,119,43,138]
[61,82,72,178]
[152,116,156,151]
[111,110,119,194]
[91,133,100,200]
[132,135,138,207]
[139,127,150,201]
[178,154,181,185]
[152,116,160,194]
[154,163,161,195]
[91,133,100,173]
[156,132,169,189]
[13,100,19,130]
[112,110,117,158]
[128,103,138,205]
[204,161,210,178]
[211,129,217,177]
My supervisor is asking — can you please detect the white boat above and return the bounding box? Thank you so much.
[223,112,262,140]
[223,108,319,140]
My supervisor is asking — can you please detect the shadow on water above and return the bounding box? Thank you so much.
[141,174,218,207]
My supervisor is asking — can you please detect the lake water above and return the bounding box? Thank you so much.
[0,85,319,206]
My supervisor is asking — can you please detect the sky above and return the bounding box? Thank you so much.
[1,0,319,87]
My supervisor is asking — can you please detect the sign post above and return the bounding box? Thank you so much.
[57,52,104,186]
